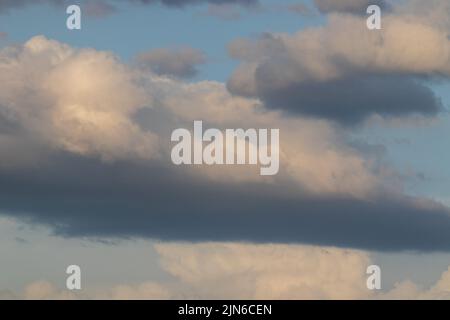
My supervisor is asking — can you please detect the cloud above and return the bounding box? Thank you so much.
[227,12,449,124]
[135,47,206,78]
[0,0,117,18]
[0,36,160,162]
[287,3,314,16]
[0,0,69,14]
[204,3,242,20]
[383,271,450,300]
[6,242,450,300]
[83,0,117,18]
[0,36,381,194]
[0,290,17,299]
[129,0,258,7]
[313,0,390,14]
[0,0,258,14]
[15,280,170,300]
[154,243,371,299]
[104,245,450,299]
[3,243,373,300]
[394,0,450,30]
[97,282,172,300]
[23,281,78,300]
[256,74,441,125]
[1,36,450,251]
[4,161,450,252]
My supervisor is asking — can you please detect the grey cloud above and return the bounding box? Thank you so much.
[287,3,314,16]
[0,0,258,13]
[204,3,242,21]
[83,1,117,18]
[0,0,116,18]
[314,0,389,14]
[136,47,206,78]
[1,34,449,255]
[0,0,63,13]
[130,0,257,7]
[0,112,20,134]
[227,14,449,125]
[2,150,450,252]
[254,73,443,125]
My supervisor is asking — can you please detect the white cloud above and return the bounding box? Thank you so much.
[154,243,372,299]
[96,282,172,300]
[0,35,384,197]
[0,36,160,163]
[227,10,449,124]
[6,242,450,300]
[228,14,450,94]
[23,281,78,300]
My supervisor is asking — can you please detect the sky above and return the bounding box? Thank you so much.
[2,0,450,299]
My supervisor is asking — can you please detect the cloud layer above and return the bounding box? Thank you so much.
[6,242,450,300]
[227,12,449,124]
[0,35,449,251]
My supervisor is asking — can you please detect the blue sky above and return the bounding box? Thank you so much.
[0,0,322,81]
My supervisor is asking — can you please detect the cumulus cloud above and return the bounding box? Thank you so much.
[135,47,206,79]
[0,35,382,194]
[0,243,373,300]
[227,12,449,124]
[394,0,450,30]
[0,36,450,251]
[6,242,450,300]
[2,0,450,300]
[154,243,371,299]
[0,36,160,162]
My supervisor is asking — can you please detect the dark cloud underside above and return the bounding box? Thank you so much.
[1,152,450,252]
[256,74,443,125]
